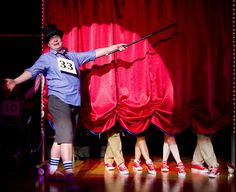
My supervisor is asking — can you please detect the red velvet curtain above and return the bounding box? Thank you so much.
[43,0,232,135]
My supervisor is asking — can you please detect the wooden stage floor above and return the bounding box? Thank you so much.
[0,156,235,192]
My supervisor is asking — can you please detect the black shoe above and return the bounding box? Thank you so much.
[65,173,79,192]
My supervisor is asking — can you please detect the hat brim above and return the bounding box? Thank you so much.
[43,30,63,44]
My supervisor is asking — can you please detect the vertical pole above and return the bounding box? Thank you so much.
[41,0,45,164]
[40,76,45,164]
[232,0,236,167]
[36,0,48,173]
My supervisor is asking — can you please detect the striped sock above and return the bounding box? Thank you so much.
[50,157,60,174]
[63,160,73,174]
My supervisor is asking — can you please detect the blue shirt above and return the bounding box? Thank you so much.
[26,49,96,106]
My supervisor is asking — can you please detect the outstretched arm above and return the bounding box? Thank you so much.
[95,44,127,58]
[24,74,42,100]
[4,70,32,92]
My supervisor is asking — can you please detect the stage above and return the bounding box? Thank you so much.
[0,1,234,192]
[0,156,235,192]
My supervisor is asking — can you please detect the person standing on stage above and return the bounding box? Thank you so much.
[161,134,186,177]
[104,125,129,175]
[191,133,220,178]
[4,24,126,190]
[133,136,156,175]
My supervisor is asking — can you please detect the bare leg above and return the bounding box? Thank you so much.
[134,139,142,161]
[136,136,151,162]
[51,142,61,158]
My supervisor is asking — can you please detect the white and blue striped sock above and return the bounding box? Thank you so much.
[63,160,73,175]
[50,157,60,174]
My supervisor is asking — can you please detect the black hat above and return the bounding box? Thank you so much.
[42,24,63,44]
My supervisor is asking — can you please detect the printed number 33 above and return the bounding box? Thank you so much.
[59,60,73,70]
[57,57,77,75]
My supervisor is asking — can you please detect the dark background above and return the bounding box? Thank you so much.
[0,0,42,78]
[0,0,42,175]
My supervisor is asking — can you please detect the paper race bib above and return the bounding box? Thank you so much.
[57,57,77,75]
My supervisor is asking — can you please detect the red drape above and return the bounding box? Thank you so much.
[43,0,232,135]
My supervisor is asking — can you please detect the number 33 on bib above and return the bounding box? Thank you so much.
[57,57,77,75]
